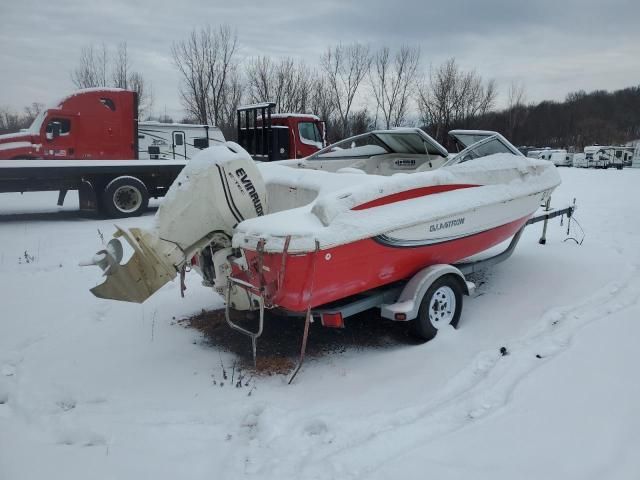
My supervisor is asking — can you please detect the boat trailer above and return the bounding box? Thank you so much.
[224,200,579,383]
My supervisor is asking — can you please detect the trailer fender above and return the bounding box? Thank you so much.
[380,264,473,321]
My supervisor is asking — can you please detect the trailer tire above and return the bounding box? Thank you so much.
[101,176,149,218]
[410,274,463,342]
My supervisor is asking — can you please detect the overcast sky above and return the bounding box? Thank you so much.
[1,0,638,121]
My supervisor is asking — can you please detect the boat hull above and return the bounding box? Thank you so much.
[237,213,532,313]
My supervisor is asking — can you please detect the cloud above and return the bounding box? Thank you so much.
[1,0,638,119]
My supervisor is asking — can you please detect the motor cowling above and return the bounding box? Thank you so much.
[155,142,267,252]
[86,142,267,303]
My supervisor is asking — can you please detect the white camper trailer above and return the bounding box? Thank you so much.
[572,153,587,168]
[615,147,636,167]
[632,142,640,168]
[584,145,632,169]
[531,148,571,166]
[549,150,570,166]
[138,122,225,160]
[584,146,607,168]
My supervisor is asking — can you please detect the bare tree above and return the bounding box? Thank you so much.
[129,71,153,118]
[309,74,335,119]
[219,64,244,140]
[0,103,44,134]
[506,80,527,138]
[349,108,376,136]
[370,45,420,129]
[71,44,108,89]
[321,43,371,137]
[0,107,23,134]
[112,42,130,89]
[246,56,314,113]
[172,25,239,130]
[111,43,153,116]
[71,42,153,116]
[245,56,272,105]
[205,25,239,130]
[23,102,44,124]
[172,29,211,124]
[416,58,497,144]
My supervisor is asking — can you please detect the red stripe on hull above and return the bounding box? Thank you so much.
[238,215,531,312]
[352,184,477,210]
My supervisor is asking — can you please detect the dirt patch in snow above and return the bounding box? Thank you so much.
[185,307,418,375]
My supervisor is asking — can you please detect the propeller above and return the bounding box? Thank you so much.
[79,238,124,276]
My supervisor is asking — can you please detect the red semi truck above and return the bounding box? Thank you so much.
[0,89,141,161]
[0,90,326,217]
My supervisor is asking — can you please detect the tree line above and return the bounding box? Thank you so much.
[2,24,639,150]
[170,25,498,143]
[471,85,640,150]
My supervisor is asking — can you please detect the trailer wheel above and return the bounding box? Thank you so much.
[102,176,149,218]
[410,274,463,342]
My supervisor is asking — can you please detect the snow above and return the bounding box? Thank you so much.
[1,169,640,479]
[0,141,32,152]
[314,143,387,158]
[0,131,32,141]
[234,154,560,252]
[270,113,320,121]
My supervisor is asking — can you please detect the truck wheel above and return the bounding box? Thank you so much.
[410,275,463,342]
[102,176,149,218]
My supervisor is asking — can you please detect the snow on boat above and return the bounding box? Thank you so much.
[86,128,561,320]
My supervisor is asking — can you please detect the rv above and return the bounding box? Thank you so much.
[527,148,571,166]
[584,146,632,169]
[547,149,570,167]
[138,122,224,160]
[631,142,640,168]
[572,153,587,168]
[584,146,608,168]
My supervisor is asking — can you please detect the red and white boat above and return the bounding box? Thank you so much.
[87,129,561,333]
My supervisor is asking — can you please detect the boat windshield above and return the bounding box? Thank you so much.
[375,132,446,156]
[307,130,447,161]
[309,133,389,160]
[446,134,522,166]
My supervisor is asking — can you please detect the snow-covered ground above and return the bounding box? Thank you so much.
[1,169,639,479]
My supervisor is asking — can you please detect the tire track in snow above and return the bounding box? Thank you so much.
[234,267,640,479]
[324,266,640,478]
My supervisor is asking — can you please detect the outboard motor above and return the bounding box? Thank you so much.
[84,142,267,303]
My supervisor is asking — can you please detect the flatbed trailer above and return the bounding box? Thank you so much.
[0,159,187,218]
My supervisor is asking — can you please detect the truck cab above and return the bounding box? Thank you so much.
[0,89,138,160]
[270,113,324,159]
[236,102,325,161]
